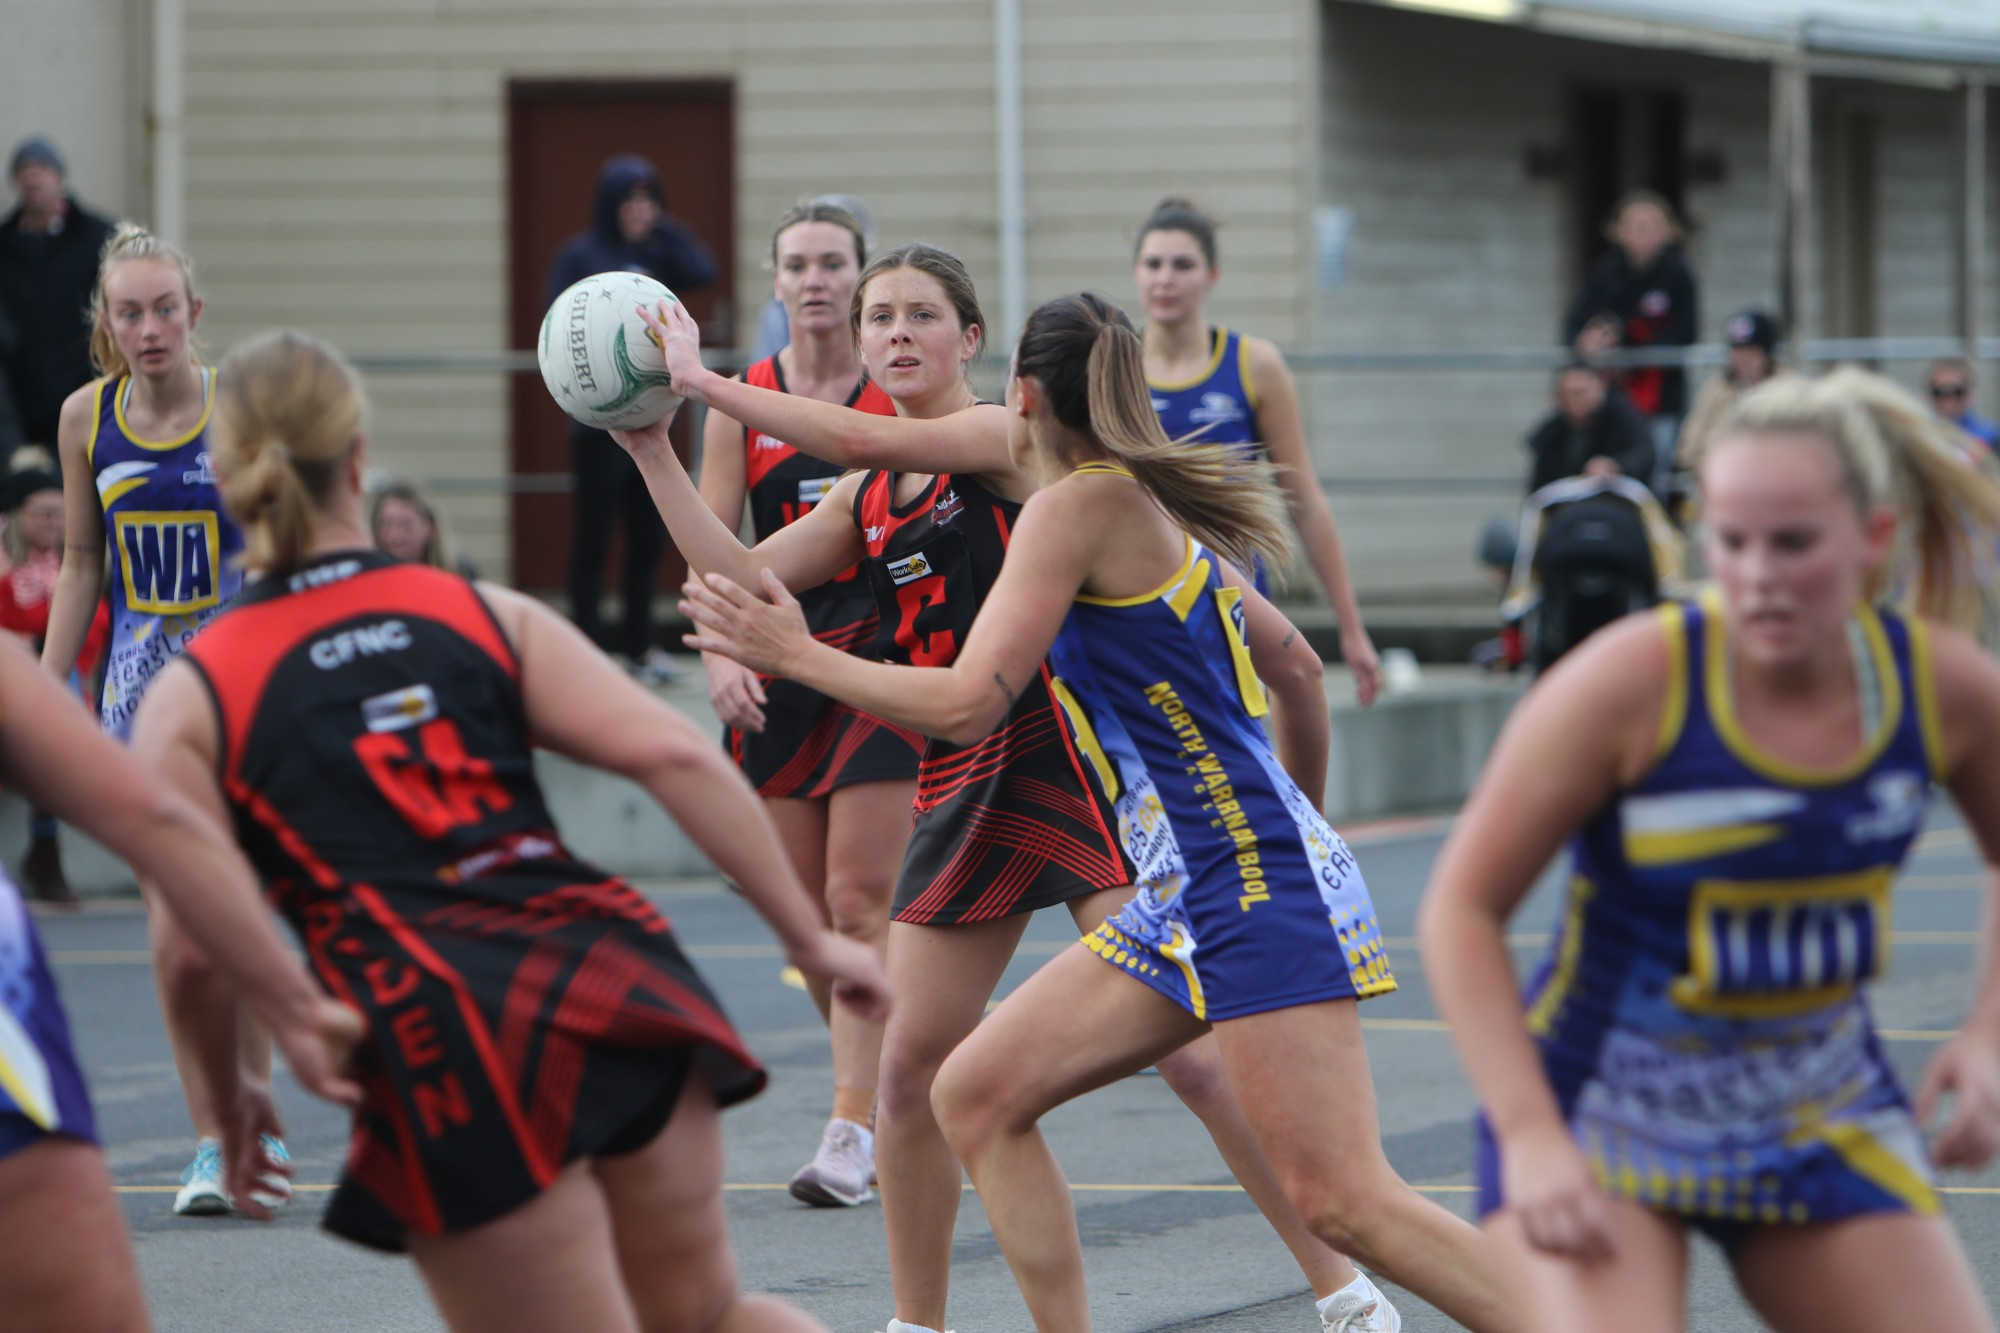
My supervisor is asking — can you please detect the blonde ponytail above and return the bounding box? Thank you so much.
[1707,366,2000,634]
[1017,292,1294,578]
[212,331,367,575]
[89,222,203,380]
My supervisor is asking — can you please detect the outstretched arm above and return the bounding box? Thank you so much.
[1415,613,1665,1261]
[694,393,769,732]
[682,482,1096,747]
[644,299,1021,487]
[1246,338,1379,705]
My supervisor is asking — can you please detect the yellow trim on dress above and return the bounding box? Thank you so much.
[1785,1119,1939,1214]
[1237,332,1261,414]
[1159,921,1208,1021]
[112,367,215,452]
[1146,325,1229,393]
[1213,584,1269,718]
[1702,592,1902,787]
[1076,535,1203,609]
[1624,822,1785,867]
[1653,602,1689,763]
[1525,876,1595,1036]
[84,377,109,467]
[1906,617,1949,782]
[1048,676,1119,802]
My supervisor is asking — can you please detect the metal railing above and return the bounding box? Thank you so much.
[353,335,1995,496]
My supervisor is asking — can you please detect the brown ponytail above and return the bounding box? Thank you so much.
[1016,292,1293,577]
[212,331,367,575]
[1703,366,2000,634]
[89,222,203,380]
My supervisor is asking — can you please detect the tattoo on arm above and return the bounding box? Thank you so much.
[1280,629,1297,649]
[992,672,1019,707]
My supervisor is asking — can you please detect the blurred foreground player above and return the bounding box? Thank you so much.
[134,329,889,1333]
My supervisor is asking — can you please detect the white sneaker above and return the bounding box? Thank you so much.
[635,647,682,686]
[789,1117,875,1207]
[252,1134,295,1210]
[173,1138,230,1216]
[882,1321,956,1333]
[1319,1273,1401,1333]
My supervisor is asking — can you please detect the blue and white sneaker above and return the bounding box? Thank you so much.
[172,1135,295,1215]
[173,1138,229,1216]
[254,1134,295,1210]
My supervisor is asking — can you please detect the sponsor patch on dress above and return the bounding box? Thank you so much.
[362,683,439,733]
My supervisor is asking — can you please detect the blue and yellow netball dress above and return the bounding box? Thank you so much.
[88,370,243,739]
[1147,328,1273,593]
[1477,594,1946,1247]
[1046,476,1394,1021]
[0,873,96,1160]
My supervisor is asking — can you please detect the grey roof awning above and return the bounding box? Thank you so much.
[1361,0,2000,72]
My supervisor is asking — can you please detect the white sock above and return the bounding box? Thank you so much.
[1317,1271,1375,1316]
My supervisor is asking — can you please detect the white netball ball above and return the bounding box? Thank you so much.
[537,271,684,431]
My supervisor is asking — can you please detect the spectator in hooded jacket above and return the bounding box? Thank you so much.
[0,137,115,448]
[545,154,718,682]
[1563,191,1698,486]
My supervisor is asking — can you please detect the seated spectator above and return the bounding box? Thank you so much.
[1525,364,1655,494]
[1677,308,1792,466]
[367,476,478,577]
[0,460,108,904]
[1929,357,1998,453]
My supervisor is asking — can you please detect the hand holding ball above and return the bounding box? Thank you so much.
[537,271,684,430]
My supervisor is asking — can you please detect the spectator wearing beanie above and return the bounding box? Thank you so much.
[1676,308,1791,470]
[0,136,116,448]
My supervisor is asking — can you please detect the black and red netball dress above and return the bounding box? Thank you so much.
[181,551,764,1252]
[851,470,1133,924]
[730,358,921,797]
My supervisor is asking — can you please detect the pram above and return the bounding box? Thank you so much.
[1500,474,1685,673]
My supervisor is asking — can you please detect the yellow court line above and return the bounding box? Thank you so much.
[112,1181,2000,1198]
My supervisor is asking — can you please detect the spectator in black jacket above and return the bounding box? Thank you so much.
[0,293,23,451]
[1526,364,1656,494]
[0,137,116,447]
[545,154,718,681]
[1562,191,1698,476]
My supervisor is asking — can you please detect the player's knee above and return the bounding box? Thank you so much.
[820,873,890,943]
[1153,1043,1230,1116]
[1289,1171,1398,1267]
[632,1226,740,1333]
[876,1031,947,1122]
[930,1046,1012,1157]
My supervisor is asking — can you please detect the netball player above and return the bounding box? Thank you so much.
[39,223,283,1215]
[628,262,1397,1332]
[131,329,888,1333]
[696,200,918,1207]
[678,291,1514,1333]
[1134,198,1381,704]
[1417,368,2000,1332]
[0,629,360,1333]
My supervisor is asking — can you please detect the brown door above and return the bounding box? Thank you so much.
[507,80,735,593]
